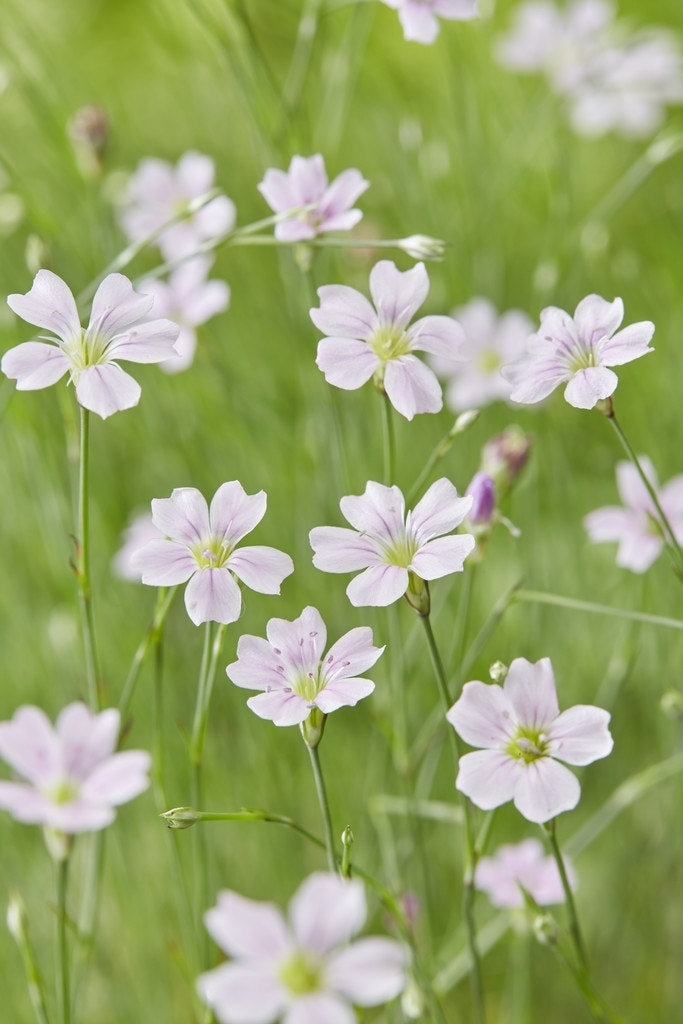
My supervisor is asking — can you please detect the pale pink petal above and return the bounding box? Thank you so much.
[316,337,378,390]
[177,151,215,195]
[446,681,517,748]
[88,273,153,339]
[340,482,405,538]
[56,704,119,777]
[0,782,58,824]
[320,210,363,233]
[504,657,559,729]
[205,890,291,959]
[547,705,613,765]
[227,546,294,594]
[289,154,327,204]
[135,540,198,586]
[456,750,521,810]
[7,270,80,341]
[198,962,286,1024]
[182,279,230,326]
[227,635,287,692]
[274,219,316,243]
[369,261,428,328]
[408,315,466,360]
[598,321,654,366]
[184,567,242,625]
[615,458,655,510]
[80,750,151,805]
[160,325,196,373]
[247,690,311,725]
[513,759,581,823]
[327,937,408,1005]
[266,607,326,669]
[347,564,409,606]
[0,707,59,785]
[290,873,366,953]
[194,195,236,240]
[314,677,375,713]
[660,476,683,519]
[75,363,141,418]
[564,366,618,409]
[258,168,296,213]
[310,285,376,339]
[583,507,635,543]
[209,482,266,545]
[283,994,355,1024]
[409,478,472,542]
[323,627,384,682]
[384,356,443,419]
[616,530,662,572]
[432,0,478,19]
[573,294,623,345]
[504,353,569,404]
[46,801,115,833]
[1,342,70,390]
[398,3,441,43]
[151,487,210,545]
[310,527,379,572]
[320,169,369,218]
[104,319,180,363]
[409,534,475,579]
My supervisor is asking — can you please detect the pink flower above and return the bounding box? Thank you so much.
[140,257,230,373]
[197,872,408,1024]
[258,154,369,242]
[119,151,236,258]
[430,297,533,411]
[112,511,158,582]
[501,294,654,409]
[226,606,383,726]
[310,479,474,607]
[381,0,479,45]
[311,261,465,420]
[133,482,294,626]
[584,458,683,573]
[475,838,575,909]
[3,270,180,418]
[0,703,150,833]
[447,657,613,823]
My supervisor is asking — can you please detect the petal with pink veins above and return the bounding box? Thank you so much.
[504,657,560,729]
[227,546,293,594]
[340,482,405,539]
[369,261,428,328]
[247,690,310,725]
[408,314,466,360]
[151,487,210,545]
[104,319,180,363]
[314,677,375,713]
[7,269,81,341]
[447,681,517,748]
[512,758,581,823]
[383,355,443,419]
[227,635,290,691]
[135,540,198,586]
[563,366,617,409]
[209,482,267,545]
[184,567,242,625]
[410,477,472,542]
[310,527,379,572]
[316,337,378,389]
[322,626,383,682]
[88,273,154,339]
[1,342,70,390]
[346,564,409,607]
[456,749,521,810]
[311,285,376,338]
[409,534,475,579]
[573,294,623,345]
[598,321,654,366]
[75,363,142,418]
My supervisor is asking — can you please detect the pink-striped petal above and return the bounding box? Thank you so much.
[598,321,655,366]
[409,478,472,542]
[184,567,242,625]
[105,319,180,363]
[322,626,384,683]
[227,546,293,594]
[151,487,210,545]
[75,363,141,418]
[316,337,378,390]
[512,758,581,823]
[346,564,409,606]
[456,749,521,810]
[314,677,375,713]
[7,270,80,341]
[409,534,475,579]
[369,261,428,329]
[447,681,517,748]
[563,366,617,409]
[1,341,70,390]
[209,482,266,545]
[310,285,377,338]
[135,540,198,586]
[383,355,443,419]
[340,482,405,538]
[573,294,623,344]
[504,657,560,729]
[227,635,287,692]
[88,273,153,340]
[247,690,311,725]
[310,526,379,572]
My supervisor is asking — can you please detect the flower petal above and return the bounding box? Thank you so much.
[247,691,311,726]
[512,758,581,823]
[504,657,560,729]
[198,962,286,1024]
[184,567,242,625]
[7,270,80,341]
[227,546,294,595]
[310,526,379,573]
[227,635,288,692]
[447,681,517,748]
[209,482,266,546]
[327,937,408,1006]
[284,995,355,1024]
[0,706,59,785]
[573,294,623,345]
[204,890,291,959]
[321,168,369,219]
[88,273,154,340]
[314,677,375,713]
[289,873,366,954]
[310,285,376,339]
[258,168,296,213]
[105,318,180,363]
[322,626,384,683]
[456,749,521,810]
[398,4,441,45]
[56,704,119,777]
[410,478,473,543]
[152,487,210,546]
[1,341,70,390]
[135,540,198,586]
[599,320,655,366]
[369,261,428,328]
[563,366,617,409]
[75,363,141,418]
[547,705,613,765]
[346,564,409,607]
[384,356,443,419]
[0,782,57,824]
[265,607,326,670]
[408,315,466,360]
[409,534,475,579]
[80,750,151,805]
[340,482,405,538]
[316,337,378,390]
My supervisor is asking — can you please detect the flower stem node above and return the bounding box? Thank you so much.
[405,573,431,616]
[161,806,200,830]
[301,707,327,749]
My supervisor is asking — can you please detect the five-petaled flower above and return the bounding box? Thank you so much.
[226,606,384,726]
[584,457,683,572]
[3,270,180,418]
[381,0,479,45]
[258,154,369,242]
[119,151,236,258]
[447,657,613,823]
[475,838,575,909]
[133,482,294,626]
[501,294,654,409]
[310,478,474,607]
[0,703,150,833]
[311,260,465,420]
[197,872,408,1024]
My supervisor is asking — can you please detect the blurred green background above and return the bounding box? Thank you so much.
[1,0,683,1020]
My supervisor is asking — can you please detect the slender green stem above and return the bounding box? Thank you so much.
[56,857,71,1024]
[305,742,337,873]
[608,413,683,577]
[419,614,486,1024]
[77,408,102,709]
[544,819,586,972]
[8,891,52,1024]
[118,587,177,723]
[282,0,323,114]
[381,392,396,485]
[514,589,683,631]
[190,623,227,768]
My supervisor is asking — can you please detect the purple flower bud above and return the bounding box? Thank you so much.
[481,425,533,493]
[467,472,496,525]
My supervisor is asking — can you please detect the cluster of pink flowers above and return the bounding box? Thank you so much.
[380,0,479,46]
[497,0,683,138]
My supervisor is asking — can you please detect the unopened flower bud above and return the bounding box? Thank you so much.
[398,234,447,261]
[481,425,533,495]
[341,825,354,848]
[6,891,27,943]
[300,706,326,749]
[25,235,51,276]
[404,573,430,617]
[401,977,425,1019]
[532,911,559,946]
[452,409,480,435]
[161,807,200,830]
[68,104,109,179]
[489,660,508,684]
[467,473,496,526]
[660,689,683,719]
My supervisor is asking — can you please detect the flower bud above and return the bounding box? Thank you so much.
[404,573,430,617]
[489,660,508,684]
[6,891,27,943]
[68,104,109,179]
[452,409,480,435]
[161,807,200,830]
[300,706,326,749]
[660,689,683,719]
[532,911,559,947]
[341,825,354,848]
[25,235,51,276]
[401,977,425,1019]
[467,473,496,526]
[481,425,533,495]
[398,234,447,261]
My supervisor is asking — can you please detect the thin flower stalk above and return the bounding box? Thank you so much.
[118,587,177,725]
[7,892,51,1024]
[382,392,396,485]
[77,408,101,710]
[305,740,337,874]
[514,589,683,631]
[543,819,586,971]
[57,856,71,1024]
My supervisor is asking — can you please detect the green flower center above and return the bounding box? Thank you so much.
[64,329,110,371]
[191,537,233,569]
[48,779,79,805]
[476,349,501,374]
[506,726,549,764]
[369,324,412,363]
[278,952,322,995]
[567,345,597,374]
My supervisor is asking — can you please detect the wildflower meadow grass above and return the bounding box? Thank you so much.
[1,0,683,1021]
